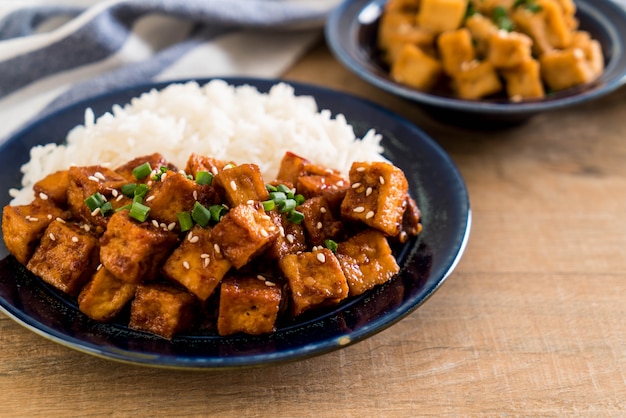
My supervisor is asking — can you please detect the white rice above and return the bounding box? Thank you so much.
[10,80,386,205]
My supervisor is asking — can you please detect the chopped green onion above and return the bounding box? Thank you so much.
[84,192,106,212]
[287,210,304,224]
[209,204,228,222]
[465,1,477,18]
[129,201,150,222]
[152,166,169,181]
[278,198,296,213]
[115,204,132,212]
[265,184,278,193]
[132,162,152,180]
[121,183,137,198]
[134,184,149,198]
[195,171,213,186]
[262,200,276,211]
[324,239,338,253]
[100,201,113,217]
[133,195,144,203]
[177,211,193,232]
[493,6,514,31]
[294,194,305,206]
[276,184,292,194]
[269,191,287,203]
[192,202,211,227]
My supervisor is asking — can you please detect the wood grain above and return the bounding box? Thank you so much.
[1,40,625,417]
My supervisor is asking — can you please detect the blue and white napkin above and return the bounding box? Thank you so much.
[0,0,341,144]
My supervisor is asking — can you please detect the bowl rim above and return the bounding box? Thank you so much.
[326,0,626,115]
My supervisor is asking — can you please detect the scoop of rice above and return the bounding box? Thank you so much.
[10,80,386,205]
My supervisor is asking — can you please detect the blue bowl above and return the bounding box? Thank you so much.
[326,0,626,127]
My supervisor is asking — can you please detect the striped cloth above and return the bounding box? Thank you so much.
[0,0,341,144]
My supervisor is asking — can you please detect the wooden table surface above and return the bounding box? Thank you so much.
[1,39,625,417]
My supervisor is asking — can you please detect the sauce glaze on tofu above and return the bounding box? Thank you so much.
[1,152,422,339]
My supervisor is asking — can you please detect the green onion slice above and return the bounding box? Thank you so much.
[100,201,113,217]
[195,171,213,186]
[294,194,305,206]
[115,204,132,212]
[134,184,149,198]
[278,198,296,213]
[269,191,286,203]
[324,239,338,253]
[84,192,106,212]
[262,200,276,211]
[177,211,194,232]
[129,201,150,222]
[265,184,278,193]
[209,204,228,222]
[287,210,304,224]
[192,202,211,227]
[132,162,152,180]
[121,183,137,198]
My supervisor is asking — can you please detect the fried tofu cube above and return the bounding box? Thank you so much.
[162,226,232,301]
[214,163,269,207]
[210,203,279,269]
[487,30,533,69]
[437,28,476,76]
[265,210,307,260]
[501,58,545,100]
[539,47,596,91]
[337,230,400,296]
[465,13,498,57]
[378,11,436,64]
[26,220,99,295]
[416,0,468,34]
[570,31,604,78]
[114,153,175,183]
[78,267,136,322]
[144,171,216,227]
[276,151,310,186]
[129,284,197,339]
[99,211,179,283]
[391,44,443,92]
[296,164,349,211]
[33,170,69,207]
[217,276,282,336]
[2,199,67,265]
[384,0,420,12]
[512,0,572,55]
[453,60,503,99]
[398,195,423,243]
[66,165,128,229]
[340,162,408,237]
[184,153,231,178]
[278,248,349,316]
[298,196,343,246]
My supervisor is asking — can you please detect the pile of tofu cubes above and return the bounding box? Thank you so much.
[378,0,604,100]
[2,151,421,339]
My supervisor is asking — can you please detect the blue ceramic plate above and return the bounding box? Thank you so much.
[326,0,626,127]
[0,78,470,369]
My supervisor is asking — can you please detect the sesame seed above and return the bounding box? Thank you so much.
[47,214,53,220]
[111,189,119,197]
[203,258,210,268]
[366,211,375,219]
[351,182,361,189]
[211,167,219,175]
[187,232,194,242]
[116,195,124,201]
[316,222,323,230]
[356,166,366,172]
[29,217,39,222]
[286,234,295,244]
[379,176,385,185]
[320,207,327,214]
[230,180,237,191]
[279,226,285,237]
[160,223,167,229]
[400,231,408,241]
[200,253,210,258]
[83,224,91,232]
[260,228,268,237]
[167,222,176,231]
[88,176,100,182]
[353,206,365,213]
[247,199,254,205]
[91,207,101,216]
[261,214,271,220]
[49,233,56,241]
[94,171,106,180]
[325,168,334,174]
[179,169,187,175]
[183,261,190,270]
[366,187,373,197]
[39,192,49,200]
[190,236,200,244]
[152,220,160,228]
[193,190,198,201]
[267,225,276,232]
[257,275,265,281]
[97,264,102,271]
[265,281,276,287]
[71,236,79,243]
[214,244,221,254]
[145,195,155,202]
[160,173,167,182]
[147,180,153,187]
[336,180,344,187]
[317,253,326,263]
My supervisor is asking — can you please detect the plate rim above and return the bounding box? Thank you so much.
[0,77,471,369]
